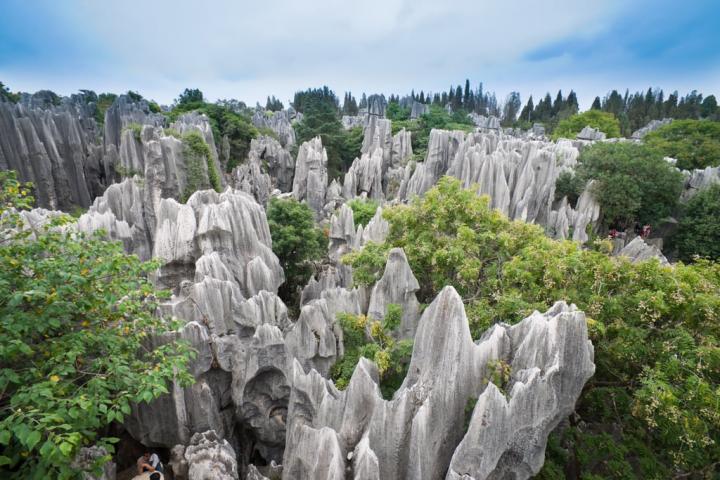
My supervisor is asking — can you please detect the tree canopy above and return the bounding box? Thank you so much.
[672,184,720,262]
[0,171,195,479]
[344,177,720,478]
[267,197,326,310]
[644,119,720,170]
[552,110,622,140]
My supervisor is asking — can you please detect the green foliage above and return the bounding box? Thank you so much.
[267,198,326,309]
[124,122,142,142]
[644,119,720,170]
[0,82,20,103]
[672,184,720,262]
[175,88,204,105]
[181,131,220,200]
[346,177,720,476]
[147,101,161,114]
[554,170,585,206]
[0,172,195,478]
[168,100,258,172]
[552,110,621,140]
[347,199,378,228]
[390,106,474,160]
[330,311,413,399]
[575,143,683,227]
[94,93,117,125]
[294,88,356,179]
[386,102,410,121]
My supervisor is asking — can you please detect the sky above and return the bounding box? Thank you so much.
[1,0,719,109]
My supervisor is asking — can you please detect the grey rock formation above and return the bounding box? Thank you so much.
[575,126,606,141]
[0,97,104,210]
[391,128,413,166]
[468,113,501,130]
[342,149,384,200]
[292,137,328,218]
[231,151,272,207]
[618,236,669,265]
[283,286,595,480]
[103,94,165,152]
[367,95,387,118]
[361,116,393,167]
[252,110,296,148]
[398,129,466,200]
[632,118,672,139]
[366,248,421,339]
[342,115,365,130]
[72,446,116,480]
[410,101,429,119]
[184,430,239,480]
[152,189,283,295]
[681,165,720,200]
[247,136,295,192]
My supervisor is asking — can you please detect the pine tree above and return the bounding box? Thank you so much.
[566,90,579,115]
[464,79,471,108]
[552,90,564,115]
[591,97,602,110]
[520,95,534,122]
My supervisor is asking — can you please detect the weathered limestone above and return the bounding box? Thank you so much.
[283,287,595,480]
[410,101,429,119]
[292,137,328,218]
[252,110,296,148]
[153,189,283,295]
[681,165,720,200]
[632,118,672,139]
[247,136,295,192]
[618,236,669,265]
[72,446,116,480]
[183,430,240,480]
[399,129,466,199]
[0,96,104,209]
[468,113,501,130]
[366,248,421,339]
[103,94,165,152]
[576,126,606,141]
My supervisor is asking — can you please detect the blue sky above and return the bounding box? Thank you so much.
[1,0,718,109]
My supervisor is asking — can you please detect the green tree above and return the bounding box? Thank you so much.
[175,88,204,106]
[574,143,683,228]
[0,171,195,478]
[0,82,20,103]
[553,170,584,207]
[644,119,720,170]
[267,198,326,309]
[181,131,221,201]
[552,110,622,140]
[672,184,720,261]
[344,177,720,478]
[347,199,379,227]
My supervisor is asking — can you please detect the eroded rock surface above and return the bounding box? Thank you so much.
[283,287,595,480]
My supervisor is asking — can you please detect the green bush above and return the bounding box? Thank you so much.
[181,131,220,200]
[94,93,117,125]
[330,309,412,399]
[168,98,258,172]
[575,142,683,228]
[644,119,720,170]
[672,184,720,261]
[553,170,584,206]
[124,123,142,142]
[345,177,720,477]
[552,110,621,140]
[267,198,326,310]
[347,198,379,227]
[0,171,195,478]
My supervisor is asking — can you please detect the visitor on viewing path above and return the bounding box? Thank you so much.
[137,451,164,475]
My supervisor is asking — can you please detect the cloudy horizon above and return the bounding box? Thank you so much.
[1,0,718,109]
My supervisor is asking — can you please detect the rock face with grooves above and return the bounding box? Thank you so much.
[575,126,606,141]
[366,248,421,339]
[632,118,672,139]
[247,135,295,192]
[292,137,328,218]
[252,109,296,148]
[0,95,104,209]
[282,286,595,480]
[182,430,240,480]
[618,236,669,265]
[682,165,720,200]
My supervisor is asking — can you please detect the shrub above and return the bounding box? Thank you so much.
[0,171,195,478]
[672,184,720,261]
[125,123,142,142]
[347,198,379,227]
[181,131,220,200]
[553,170,584,206]
[644,119,720,170]
[575,142,683,228]
[267,198,326,310]
[552,110,621,140]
